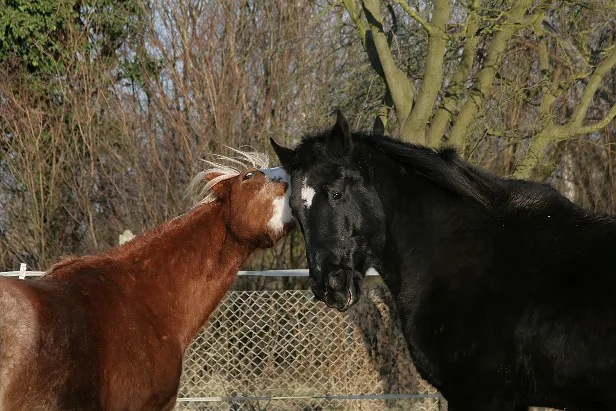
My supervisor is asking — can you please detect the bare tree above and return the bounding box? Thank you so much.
[340,0,616,179]
[0,0,350,271]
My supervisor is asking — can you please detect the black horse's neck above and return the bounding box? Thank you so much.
[355,135,616,305]
[355,139,491,295]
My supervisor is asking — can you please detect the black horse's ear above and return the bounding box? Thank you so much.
[270,138,295,167]
[373,116,385,136]
[329,110,352,151]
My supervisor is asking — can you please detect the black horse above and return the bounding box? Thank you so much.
[271,112,616,411]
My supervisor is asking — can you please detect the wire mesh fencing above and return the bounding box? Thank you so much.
[175,397,441,411]
[175,286,444,410]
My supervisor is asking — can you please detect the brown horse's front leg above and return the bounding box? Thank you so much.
[160,394,179,411]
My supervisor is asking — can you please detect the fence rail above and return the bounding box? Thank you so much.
[2,267,443,410]
[0,268,384,278]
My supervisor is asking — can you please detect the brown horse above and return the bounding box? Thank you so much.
[0,151,294,411]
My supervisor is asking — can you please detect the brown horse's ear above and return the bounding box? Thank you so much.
[204,172,223,182]
[204,172,231,199]
[270,138,295,167]
[330,110,352,151]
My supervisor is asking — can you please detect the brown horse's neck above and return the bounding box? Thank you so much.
[51,201,254,348]
[128,202,254,346]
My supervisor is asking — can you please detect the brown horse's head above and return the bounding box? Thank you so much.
[193,150,294,248]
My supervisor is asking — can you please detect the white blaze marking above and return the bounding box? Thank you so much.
[301,178,315,209]
[366,267,380,277]
[260,167,293,233]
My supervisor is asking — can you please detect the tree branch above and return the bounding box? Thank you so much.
[391,0,433,34]
[447,0,534,149]
[426,0,480,147]
[535,7,558,134]
[400,0,451,144]
[576,101,616,135]
[513,47,616,179]
[512,103,616,180]
[342,0,367,45]
[570,46,616,128]
[511,126,558,179]
[357,0,414,128]
[373,88,393,135]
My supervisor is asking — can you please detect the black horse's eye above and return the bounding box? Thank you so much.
[332,191,342,200]
[243,171,256,181]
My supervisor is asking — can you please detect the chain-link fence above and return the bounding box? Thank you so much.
[175,287,444,410]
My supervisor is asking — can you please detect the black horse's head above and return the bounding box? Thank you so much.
[271,112,386,311]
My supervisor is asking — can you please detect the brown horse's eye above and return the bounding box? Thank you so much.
[332,191,342,200]
[243,171,256,181]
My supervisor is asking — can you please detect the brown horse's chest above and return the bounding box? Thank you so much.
[100,344,184,410]
[95,299,185,410]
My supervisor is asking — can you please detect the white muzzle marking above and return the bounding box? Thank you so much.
[260,167,293,233]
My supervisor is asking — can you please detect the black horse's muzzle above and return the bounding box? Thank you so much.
[310,268,363,312]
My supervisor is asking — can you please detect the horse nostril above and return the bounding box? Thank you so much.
[328,270,345,291]
[309,278,326,300]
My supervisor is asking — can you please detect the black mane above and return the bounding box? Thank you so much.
[291,131,566,213]
[360,133,500,207]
